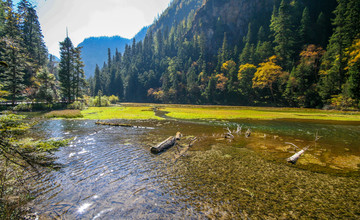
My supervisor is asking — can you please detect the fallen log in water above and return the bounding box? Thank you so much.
[95,121,133,127]
[151,132,182,154]
[286,142,309,164]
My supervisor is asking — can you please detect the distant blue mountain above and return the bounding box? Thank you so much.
[78,26,149,78]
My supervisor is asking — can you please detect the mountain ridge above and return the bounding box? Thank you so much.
[79,26,149,78]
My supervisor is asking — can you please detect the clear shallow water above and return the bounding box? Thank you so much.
[29,119,360,219]
[31,120,196,219]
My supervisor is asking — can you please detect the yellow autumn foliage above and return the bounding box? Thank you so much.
[238,63,256,81]
[346,38,360,69]
[252,56,283,89]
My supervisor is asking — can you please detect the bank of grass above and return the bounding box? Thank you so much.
[160,105,360,121]
[44,109,83,118]
[81,106,163,120]
[44,104,360,122]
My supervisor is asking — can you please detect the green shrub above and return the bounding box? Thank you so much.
[13,103,32,111]
[89,96,110,107]
[68,101,86,110]
[109,95,119,104]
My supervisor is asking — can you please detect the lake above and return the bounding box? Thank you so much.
[28,115,360,219]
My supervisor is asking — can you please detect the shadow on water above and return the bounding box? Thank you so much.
[28,119,360,219]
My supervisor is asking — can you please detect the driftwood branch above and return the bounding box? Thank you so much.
[95,121,132,127]
[224,127,234,139]
[245,129,251,138]
[235,125,242,135]
[315,130,322,142]
[285,142,309,164]
[285,142,300,151]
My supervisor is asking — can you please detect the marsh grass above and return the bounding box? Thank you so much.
[81,106,163,120]
[44,110,83,119]
[160,106,360,121]
[62,103,360,122]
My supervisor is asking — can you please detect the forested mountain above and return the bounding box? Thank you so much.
[79,26,149,79]
[79,36,130,79]
[148,0,204,33]
[89,0,360,109]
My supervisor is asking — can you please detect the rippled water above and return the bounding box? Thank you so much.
[29,119,360,219]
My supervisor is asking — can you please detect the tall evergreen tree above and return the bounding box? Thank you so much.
[1,38,27,105]
[0,1,27,105]
[240,23,255,64]
[315,12,329,47]
[73,46,86,100]
[299,7,312,45]
[18,0,47,67]
[270,0,296,70]
[93,64,101,96]
[58,36,74,103]
[0,0,5,35]
[319,0,360,103]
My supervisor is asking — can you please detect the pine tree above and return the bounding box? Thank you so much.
[115,70,124,99]
[3,0,20,39]
[285,45,325,107]
[107,48,111,68]
[316,12,329,47]
[270,0,296,70]
[58,36,74,103]
[217,33,230,71]
[93,64,101,96]
[240,23,255,64]
[35,67,57,103]
[73,46,86,100]
[319,0,360,103]
[18,0,47,67]
[299,7,312,45]
[0,2,27,105]
[344,39,360,104]
[0,0,5,35]
[1,38,27,105]
[204,76,216,103]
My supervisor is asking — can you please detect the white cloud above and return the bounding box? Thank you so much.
[24,0,172,57]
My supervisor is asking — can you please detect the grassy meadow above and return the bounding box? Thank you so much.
[42,104,360,122]
[161,106,360,121]
[81,106,163,120]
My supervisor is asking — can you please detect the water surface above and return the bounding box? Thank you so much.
[29,119,360,219]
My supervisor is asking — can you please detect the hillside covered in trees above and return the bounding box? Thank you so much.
[79,26,149,79]
[89,0,360,109]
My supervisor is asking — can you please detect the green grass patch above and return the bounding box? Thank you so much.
[81,106,163,120]
[45,110,83,119]
[161,106,360,121]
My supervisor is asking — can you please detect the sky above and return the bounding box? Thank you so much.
[13,0,172,57]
